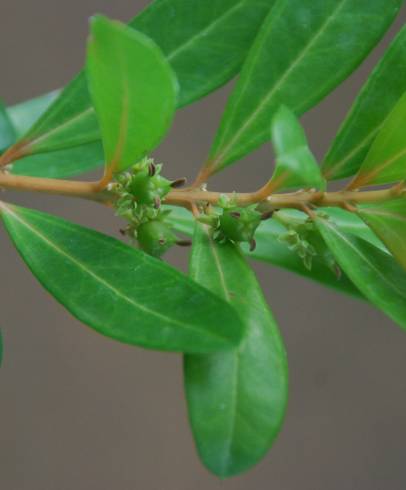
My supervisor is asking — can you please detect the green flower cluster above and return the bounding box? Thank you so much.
[198,194,264,251]
[276,212,340,275]
[112,158,180,257]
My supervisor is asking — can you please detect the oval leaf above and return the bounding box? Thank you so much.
[184,223,288,477]
[205,0,402,174]
[358,197,406,272]
[315,215,406,330]
[349,91,406,188]
[269,106,325,191]
[87,16,178,173]
[322,25,406,181]
[3,0,275,176]
[0,203,244,353]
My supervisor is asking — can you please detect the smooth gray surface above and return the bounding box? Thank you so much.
[1,2,406,489]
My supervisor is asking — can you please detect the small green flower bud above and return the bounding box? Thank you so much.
[137,220,177,258]
[129,168,171,206]
[219,206,262,244]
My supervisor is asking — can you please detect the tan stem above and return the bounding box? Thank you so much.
[0,171,403,211]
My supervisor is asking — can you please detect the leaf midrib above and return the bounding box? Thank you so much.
[202,227,241,473]
[322,220,406,298]
[211,0,348,167]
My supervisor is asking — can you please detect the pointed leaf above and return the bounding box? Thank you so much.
[269,106,325,191]
[323,26,406,181]
[87,16,177,173]
[349,91,406,188]
[358,197,406,272]
[0,101,16,153]
[205,0,402,174]
[0,204,244,353]
[2,0,275,174]
[185,223,288,477]
[315,216,406,330]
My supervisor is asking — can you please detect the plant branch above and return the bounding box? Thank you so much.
[0,170,404,212]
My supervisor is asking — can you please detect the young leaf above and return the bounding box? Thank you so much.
[315,216,406,330]
[358,198,406,272]
[87,16,177,174]
[204,0,402,174]
[322,26,406,181]
[2,0,275,175]
[185,224,288,477]
[349,91,406,189]
[0,204,245,353]
[0,101,16,153]
[7,90,60,138]
[269,106,325,191]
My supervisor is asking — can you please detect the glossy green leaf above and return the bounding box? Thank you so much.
[165,206,364,298]
[358,198,406,272]
[323,26,406,181]
[270,106,325,191]
[3,0,274,176]
[87,16,177,173]
[7,90,60,138]
[185,223,288,477]
[0,204,245,353]
[205,0,402,174]
[349,91,406,188]
[133,0,276,108]
[0,101,16,153]
[315,216,406,330]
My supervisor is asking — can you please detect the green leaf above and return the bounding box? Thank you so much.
[3,0,274,176]
[358,197,406,272]
[2,74,99,164]
[184,223,288,477]
[349,91,406,188]
[87,16,178,173]
[11,141,104,179]
[315,216,406,330]
[0,100,16,153]
[322,25,406,181]
[7,90,60,138]
[205,0,402,174]
[0,204,245,353]
[269,106,325,191]
[133,0,276,108]
[165,206,374,298]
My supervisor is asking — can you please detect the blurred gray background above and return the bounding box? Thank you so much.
[1,2,406,489]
